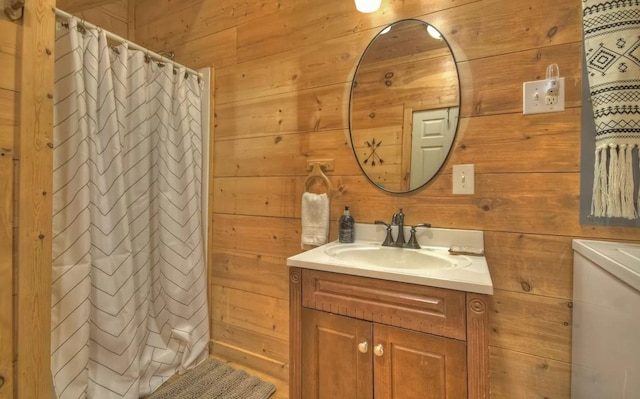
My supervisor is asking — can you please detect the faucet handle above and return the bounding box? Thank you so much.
[404,223,432,249]
[375,220,395,247]
[412,223,431,229]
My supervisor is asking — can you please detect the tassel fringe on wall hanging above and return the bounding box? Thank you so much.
[583,0,640,219]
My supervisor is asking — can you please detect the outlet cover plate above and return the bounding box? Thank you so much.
[453,164,475,195]
[523,77,565,115]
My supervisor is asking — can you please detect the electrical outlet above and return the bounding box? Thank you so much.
[523,77,565,114]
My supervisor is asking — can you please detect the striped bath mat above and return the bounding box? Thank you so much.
[145,358,276,399]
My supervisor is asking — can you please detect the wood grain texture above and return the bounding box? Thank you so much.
[131,0,640,397]
[301,308,373,399]
[302,269,467,340]
[56,0,121,13]
[0,154,13,399]
[15,1,54,398]
[289,268,301,398]
[374,323,467,399]
[0,17,19,92]
[467,294,489,399]
[211,284,289,341]
[490,347,571,399]
[489,290,572,363]
[0,90,17,151]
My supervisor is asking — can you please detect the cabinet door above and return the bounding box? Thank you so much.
[374,324,467,399]
[302,308,373,399]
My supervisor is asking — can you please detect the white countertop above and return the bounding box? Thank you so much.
[288,224,494,295]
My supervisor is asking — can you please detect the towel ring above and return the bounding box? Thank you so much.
[304,162,332,194]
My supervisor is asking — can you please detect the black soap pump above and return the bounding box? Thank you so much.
[339,206,355,243]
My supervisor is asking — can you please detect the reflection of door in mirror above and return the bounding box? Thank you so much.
[350,19,460,193]
[408,108,459,190]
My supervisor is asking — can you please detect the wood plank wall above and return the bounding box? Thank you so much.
[132,0,640,397]
[0,1,57,398]
[1,2,126,398]
[57,0,130,38]
[0,11,19,399]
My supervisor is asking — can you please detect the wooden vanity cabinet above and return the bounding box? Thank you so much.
[290,268,489,399]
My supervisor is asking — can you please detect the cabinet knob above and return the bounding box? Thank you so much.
[374,344,384,357]
[358,341,368,353]
[0,375,4,388]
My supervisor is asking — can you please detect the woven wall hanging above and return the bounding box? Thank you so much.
[583,0,640,219]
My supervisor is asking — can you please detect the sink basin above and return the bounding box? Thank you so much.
[324,243,471,270]
[287,224,493,294]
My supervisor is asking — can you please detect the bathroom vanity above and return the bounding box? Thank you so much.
[288,224,493,399]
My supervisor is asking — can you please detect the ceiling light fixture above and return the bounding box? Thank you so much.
[355,0,381,13]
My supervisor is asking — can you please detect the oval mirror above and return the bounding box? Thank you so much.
[349,19,460,193]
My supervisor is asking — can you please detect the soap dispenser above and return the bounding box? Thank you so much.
[339,206,355,243]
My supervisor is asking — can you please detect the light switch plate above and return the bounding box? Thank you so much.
[453,164,474,195]
[523,77,565,115]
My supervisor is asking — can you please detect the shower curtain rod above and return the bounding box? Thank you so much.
[53,7,203,79]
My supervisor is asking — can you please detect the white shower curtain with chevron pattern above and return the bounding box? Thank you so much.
[51,20,209,399]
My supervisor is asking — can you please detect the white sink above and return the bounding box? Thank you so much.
[287,224,493,295]
[324,243,472,270]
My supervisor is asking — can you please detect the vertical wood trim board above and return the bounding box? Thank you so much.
[15,1,55,398]
[288,268,302,399]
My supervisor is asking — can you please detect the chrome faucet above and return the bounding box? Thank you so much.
[391,209,406,247]
[376,209,431,248]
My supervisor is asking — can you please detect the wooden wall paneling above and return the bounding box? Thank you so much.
[0,95,14,399]
[235,0,481,64]
[212,177,300,217]
[212,176,396,224]
[210,284,288,340]
[0,90,17,145]
[210,214,304,257]
[207,66,216,343]
[134,0,282,52]
[215,84,347,140]
[212,130,355,178]
[75,2,128,38]
[216,0,581,107]
[352,54,459,111]
[449,110,581,173]
[490,347,571,399]
[484,232,573,299]
[458,43,582,117]
[489,290,572,362]
[126,0,134,40]
[15,1,55,398]
[167,27,237,70]
[56,0,121,13]
[210,249,289,300]
[215,30,372,104]
[211,320,289,365]
[210,325,289,381]
[0,17,16,396]
[437,0,581,62]
[0,17,19,92]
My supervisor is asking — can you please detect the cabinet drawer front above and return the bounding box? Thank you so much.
[302,270,466,340]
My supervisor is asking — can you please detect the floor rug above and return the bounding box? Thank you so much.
[145,358,276,399]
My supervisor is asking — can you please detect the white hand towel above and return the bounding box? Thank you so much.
[301,192,330,249]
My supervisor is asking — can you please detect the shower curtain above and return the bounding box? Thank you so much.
[51,20,209,399]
